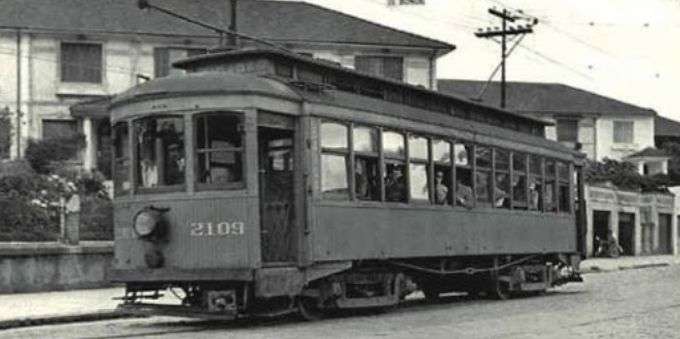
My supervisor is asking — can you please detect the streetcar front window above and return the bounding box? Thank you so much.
[134,116,185,190]
[113,122,130,196]
[195,113,243,189]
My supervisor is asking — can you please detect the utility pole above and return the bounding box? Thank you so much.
[475,8,538,108]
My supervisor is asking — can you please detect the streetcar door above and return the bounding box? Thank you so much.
[258,123,297,264]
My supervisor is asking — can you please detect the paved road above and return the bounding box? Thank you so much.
[4,265,680,339]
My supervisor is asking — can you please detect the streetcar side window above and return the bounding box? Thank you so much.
[408,135,430,202]
[557,161,571,213]
[454,142,473,207]
[475,146,492,204]
[383,130,407,203]
[195,113,244,189]
[353,125,380,201]
[321,122,349,200]
[545,160,558,212]
[134,116,185,190]
[113,122,130,196]
[529,155,543,211]
[494,149,510,208]
[512,152,528,209]
[432,139,452,205]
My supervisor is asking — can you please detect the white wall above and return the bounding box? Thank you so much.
[596,116,655,161]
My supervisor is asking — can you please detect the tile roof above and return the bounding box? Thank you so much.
[624,147,669,159]
[437,80,656,117]
[0,0,454,51]
[655,115,680,138]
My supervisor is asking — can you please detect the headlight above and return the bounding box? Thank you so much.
[133,209,160,238]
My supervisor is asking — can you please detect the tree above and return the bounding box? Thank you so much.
[585,158,671,192]
[659,141,680,185]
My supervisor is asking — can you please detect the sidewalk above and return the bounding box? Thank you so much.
[0,255,678,330]
[580,254,680,273]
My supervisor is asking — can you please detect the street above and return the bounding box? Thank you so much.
[3,265,680,339]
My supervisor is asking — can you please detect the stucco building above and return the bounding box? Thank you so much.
[0,0,454,173]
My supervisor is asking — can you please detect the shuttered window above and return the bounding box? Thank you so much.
[556,119,578,142]
[60,43,102,83]
[42,119,78,139]
[355,56,404,81]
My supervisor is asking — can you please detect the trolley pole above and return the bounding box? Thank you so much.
[475,8,537,108]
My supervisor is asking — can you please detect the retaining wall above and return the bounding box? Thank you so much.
[0,241,113,293]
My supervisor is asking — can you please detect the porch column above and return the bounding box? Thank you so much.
[662,159,669,175]
[83,117,97,171]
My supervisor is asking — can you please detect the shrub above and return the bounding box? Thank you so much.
[79,195,113,241]
[24,134,85,174]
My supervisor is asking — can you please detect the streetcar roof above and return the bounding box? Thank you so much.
[173,48,552,127]
[110,71,302,108]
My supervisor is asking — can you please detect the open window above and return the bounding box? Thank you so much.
[512,152,528,209]
[545,159,558,212]
[494,149,510,208]
[557,161,571,213]
[432,139,452,205]
[408,135,430,203]
[529,155,543,211]
[353,125,380,201]
[195,113,244,190]
[134,116,185,192]
[475,146,492,205]
[383,130,407,203]
[454,142,473,207]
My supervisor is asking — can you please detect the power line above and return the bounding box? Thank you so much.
[475,7,538,107]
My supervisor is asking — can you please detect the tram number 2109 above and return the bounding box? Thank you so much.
[190,222,245,237]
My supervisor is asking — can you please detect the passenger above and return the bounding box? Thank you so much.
[355,160,369,199]
[385,167,406,202]
[141,157,158,188]
[434,171,448,204]
[455,178,473,208]
[529,182,540,210]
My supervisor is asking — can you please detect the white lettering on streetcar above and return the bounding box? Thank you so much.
[190,222,245,237]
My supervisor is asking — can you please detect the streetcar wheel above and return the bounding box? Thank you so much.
[488,279,511,300]
[296,297,324,321]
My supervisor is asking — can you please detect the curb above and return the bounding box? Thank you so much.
[0,310,144,331]
[581,261,672,274]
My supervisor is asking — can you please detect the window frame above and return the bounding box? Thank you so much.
[112,121,131,197]
[382,129,408,203]
[407,134,431,204]
[60,41,103,84]
[351,124,380,202]
[613,120,634,144]
[194,112,246,191]
[320,120,351,200]
[432,138,453,206]
[132,114,187,195]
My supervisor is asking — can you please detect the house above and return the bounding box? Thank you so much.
[654,115,680,147]
[437,80,657,162]
[0,0,455,175]
[438,79,678,257]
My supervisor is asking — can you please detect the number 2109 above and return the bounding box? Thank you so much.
[190,222,245,237]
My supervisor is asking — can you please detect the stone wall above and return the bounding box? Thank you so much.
[0,241,113,293]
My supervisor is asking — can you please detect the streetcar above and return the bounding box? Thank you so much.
[109,48,585,320]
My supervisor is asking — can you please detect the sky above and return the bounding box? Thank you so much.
[301,0,680,121]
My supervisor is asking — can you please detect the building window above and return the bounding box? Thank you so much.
[613,121,634,143]
[61,42,102,83]
[355,56,404,81]
[134,116,185,191]
[195,113,244,189]
[556,119,578,143]
[154,47,207,78]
